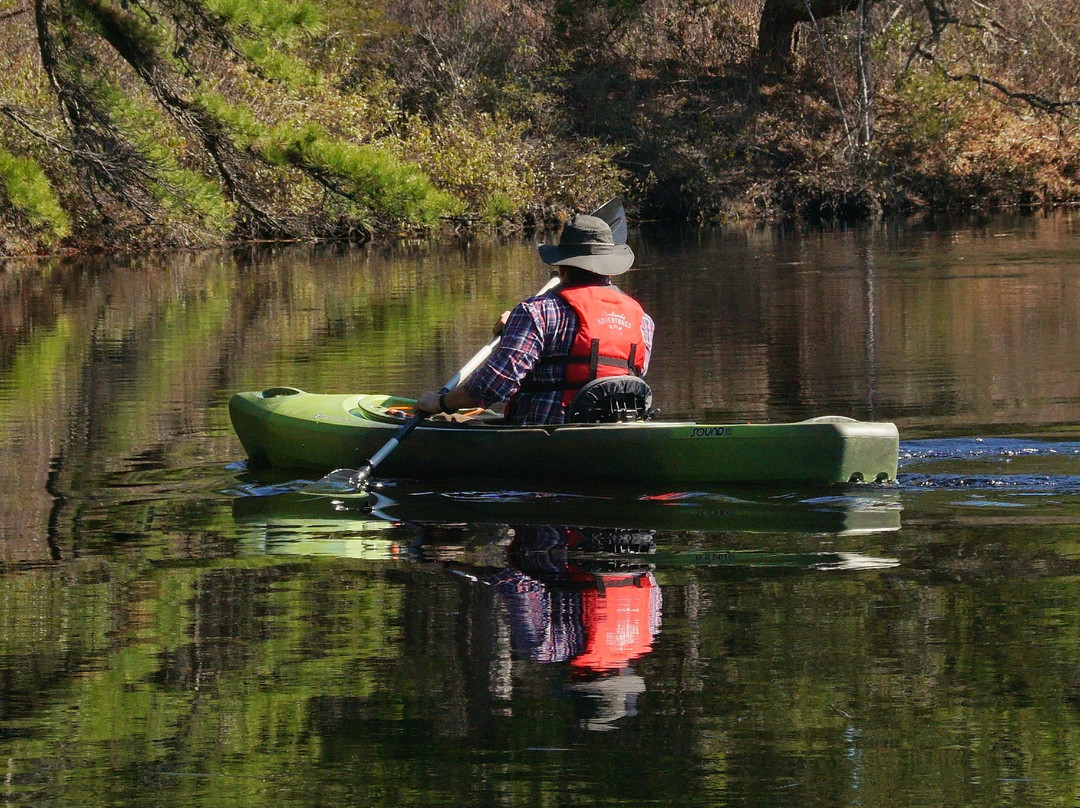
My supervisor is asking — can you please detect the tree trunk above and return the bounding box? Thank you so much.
[856,0,875,146]
[758,0,862,74]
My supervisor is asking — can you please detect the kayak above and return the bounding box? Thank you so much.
[229,387,900,485]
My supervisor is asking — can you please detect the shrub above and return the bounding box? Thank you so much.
[0,147,71,245]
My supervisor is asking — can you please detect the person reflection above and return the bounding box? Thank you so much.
[489,525,662,731]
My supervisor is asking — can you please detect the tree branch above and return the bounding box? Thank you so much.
[30,0,162,218]
[79,0,292,235]
[913,46,1079,118]
[0,6,30,21]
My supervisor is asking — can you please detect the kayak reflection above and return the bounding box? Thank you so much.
[230,482,901,731]
[232,474,903,537]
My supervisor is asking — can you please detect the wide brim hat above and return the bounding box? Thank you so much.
[538,214,634,276]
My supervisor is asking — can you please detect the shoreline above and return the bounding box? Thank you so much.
[4,201,1079,264]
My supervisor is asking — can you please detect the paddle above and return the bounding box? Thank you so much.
[348,197,628,491]
[591,196,628,246]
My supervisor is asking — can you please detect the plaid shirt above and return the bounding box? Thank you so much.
[464,282,654,425]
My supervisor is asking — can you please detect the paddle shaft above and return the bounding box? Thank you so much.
[353,274,562,486]
[441,273,562,391]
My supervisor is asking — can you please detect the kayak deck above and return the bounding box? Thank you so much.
[229,388,900,485]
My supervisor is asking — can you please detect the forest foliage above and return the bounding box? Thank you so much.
[0,0,1078,254]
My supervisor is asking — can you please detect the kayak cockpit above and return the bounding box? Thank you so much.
[351,393,507,425]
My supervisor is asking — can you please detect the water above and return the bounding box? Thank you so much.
[3,211,1080,806]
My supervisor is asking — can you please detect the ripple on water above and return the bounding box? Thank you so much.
[901,437,1080,463]
[895,438,1080,518]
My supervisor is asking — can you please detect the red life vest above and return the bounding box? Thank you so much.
[558,285,647,406]
[516,284,647,409]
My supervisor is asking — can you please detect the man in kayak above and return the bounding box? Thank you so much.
[415,214,654,425]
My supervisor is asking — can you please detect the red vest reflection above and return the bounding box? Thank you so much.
[495,526,662,674]
[568,567,658,673]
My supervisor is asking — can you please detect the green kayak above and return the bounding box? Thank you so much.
[229,387,899,485]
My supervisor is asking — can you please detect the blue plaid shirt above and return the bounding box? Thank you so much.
[464,282,654,425]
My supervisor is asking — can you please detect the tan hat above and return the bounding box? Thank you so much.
[538,215,635,276]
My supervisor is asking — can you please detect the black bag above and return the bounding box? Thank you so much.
[566,376,654,423]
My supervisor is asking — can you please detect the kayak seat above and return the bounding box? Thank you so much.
[567,376,654,424]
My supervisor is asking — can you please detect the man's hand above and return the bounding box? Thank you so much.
[415,386,478,415]
[493,311,511,336]
[415,391,442,415]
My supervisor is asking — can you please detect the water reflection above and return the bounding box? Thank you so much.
[233,487,902,735]
[631,211,1080,426]
[443,525,661,731]
[230,477,905,736]
[5,212,1080,806]
[231,480,904,536]
[4,212,1080,564]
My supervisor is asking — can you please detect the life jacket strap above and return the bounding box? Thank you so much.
[518,339,642,395]
[517,345,641,395]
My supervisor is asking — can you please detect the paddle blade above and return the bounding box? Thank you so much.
[592,197,627,245]
[299,467,375,498]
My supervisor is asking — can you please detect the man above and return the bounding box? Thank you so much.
[415,214,655,425]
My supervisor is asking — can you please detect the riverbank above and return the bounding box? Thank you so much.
[2,0,1078,257]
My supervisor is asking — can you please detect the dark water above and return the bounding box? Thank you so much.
[3,211,1080,806]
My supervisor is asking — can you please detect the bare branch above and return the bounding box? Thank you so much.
[0,5,30,21]
[31,0,162,218]
[77,0,292,234]
[913,45,1080,118]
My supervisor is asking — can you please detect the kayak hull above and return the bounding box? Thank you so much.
[228,388,900,485]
